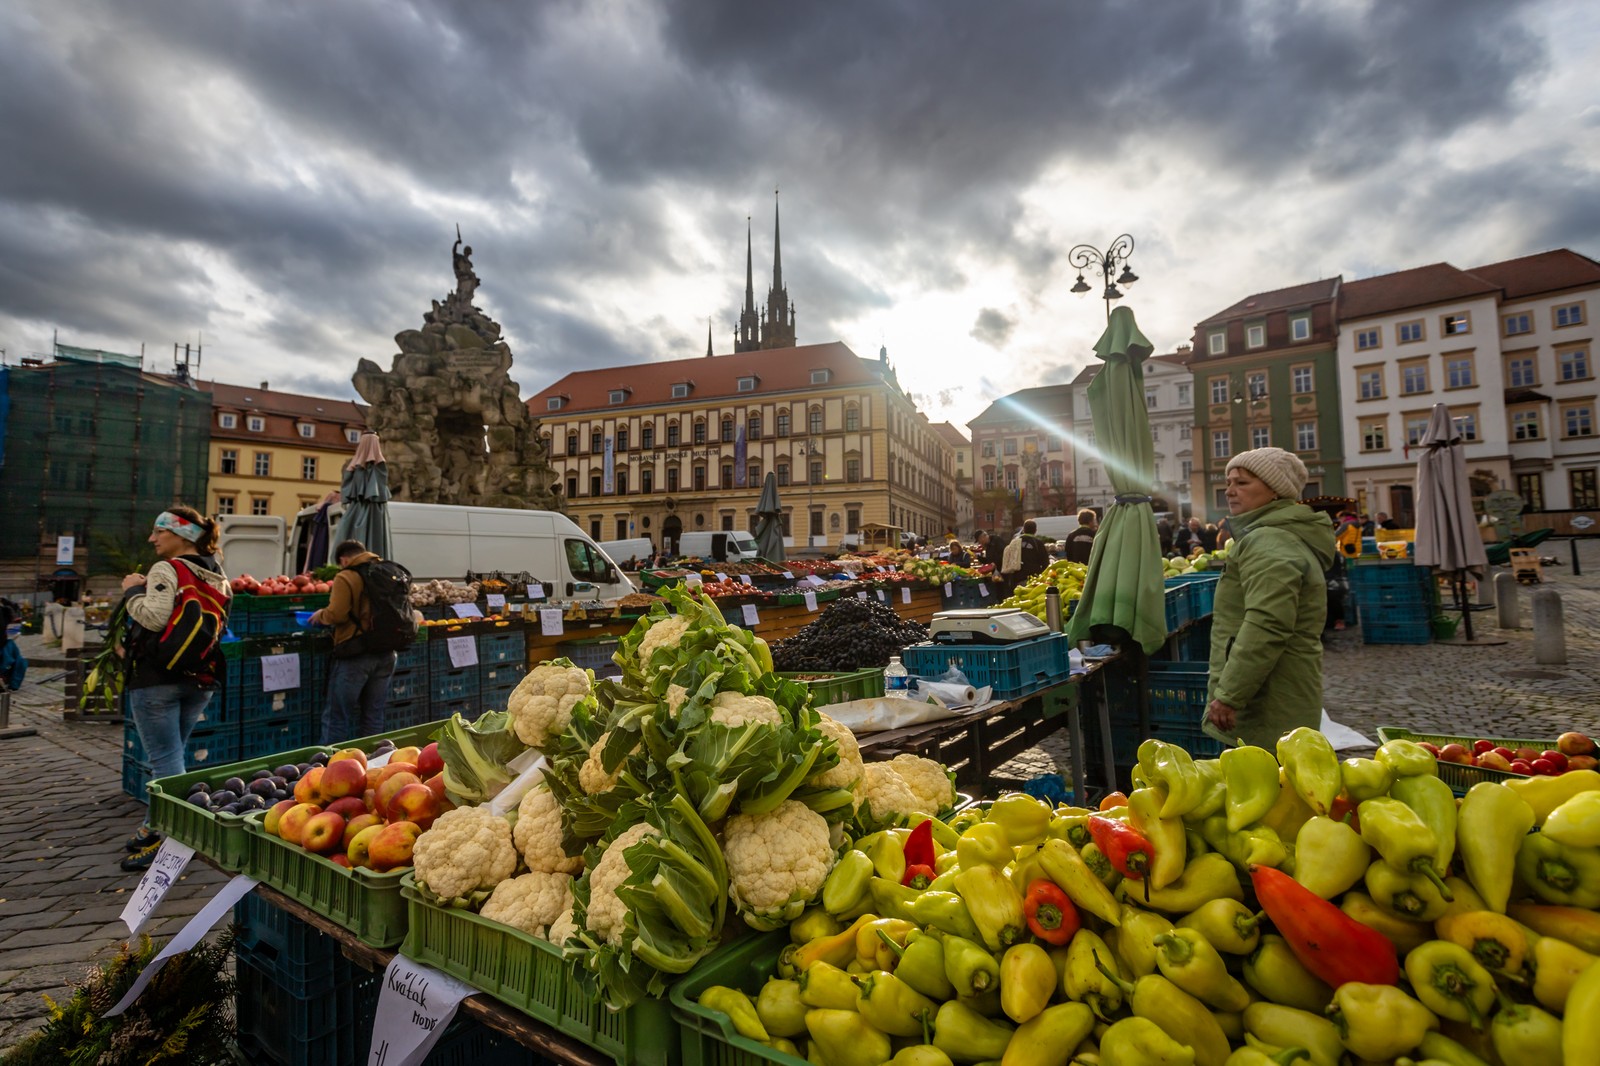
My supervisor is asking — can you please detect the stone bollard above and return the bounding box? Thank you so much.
[1531,588,1567,665]
[1477,573,1496,607]
[1494,572,1521,629]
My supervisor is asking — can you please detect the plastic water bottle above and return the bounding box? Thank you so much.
[884,656,910,698]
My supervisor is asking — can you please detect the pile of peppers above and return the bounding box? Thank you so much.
[695,729,1600,1066]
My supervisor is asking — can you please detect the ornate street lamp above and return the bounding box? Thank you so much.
[1068,234,1138,321]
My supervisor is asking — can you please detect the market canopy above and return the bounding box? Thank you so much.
[333,432,393,562]
[753,471,786,563]
[1065,306,1168,655]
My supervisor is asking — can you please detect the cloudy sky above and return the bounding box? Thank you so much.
[2,0,1596,429]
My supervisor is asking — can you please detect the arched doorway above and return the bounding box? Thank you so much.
[662,515,682,557]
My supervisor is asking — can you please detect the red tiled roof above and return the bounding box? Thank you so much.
[1147,349,1194,368]
[1069,365,1098,385]
[1197,278,1339,327]
[930,422,970,448]
[1468,249,1600,301]
[968,383,1075,426]
[202,380,367,423]
[1338,263,1500,321]
[526,341,889,413]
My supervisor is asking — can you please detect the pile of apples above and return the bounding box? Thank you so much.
[231,573,333,596]
[260,739,449,871]
[1424,730,1596,776]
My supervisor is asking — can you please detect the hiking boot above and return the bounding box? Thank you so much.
[124,826,162,852]
[120,842,161,873]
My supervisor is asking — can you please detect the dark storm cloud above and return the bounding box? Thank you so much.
[970,308,1015,349]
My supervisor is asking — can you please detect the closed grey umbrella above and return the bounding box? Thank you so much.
[333,433,393,562]
[1414,404,1489,640]
[754,472,786,563]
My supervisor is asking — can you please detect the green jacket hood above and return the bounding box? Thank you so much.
[1235,500,1336,570]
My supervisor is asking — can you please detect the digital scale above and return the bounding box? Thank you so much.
[929,608,1052,644]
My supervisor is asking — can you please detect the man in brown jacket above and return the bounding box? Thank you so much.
[310,539,395,743]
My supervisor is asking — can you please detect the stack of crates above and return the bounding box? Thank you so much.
[478,631,527,711]
[388,630,432,728]
[428,625,483,720]
[1348,561,1436,645]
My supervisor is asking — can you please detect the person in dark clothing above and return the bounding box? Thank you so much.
[1015,520,1052,583]
[1157,517,1174,555]
[1375,512,1399,531]
[1174,518,1197,556]
[978,530,1006,571]
[945,538,970,567]
[1198,523,1220,552]
[1063,509,1099,565]
[312,539,405,744]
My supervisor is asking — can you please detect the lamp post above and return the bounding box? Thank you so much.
[1068,234,1138,321]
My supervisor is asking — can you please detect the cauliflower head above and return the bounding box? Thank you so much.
[723,800,835,930]
[584,822,660,946]
[514,782,583,875]
[480,871,575,938]
[579,731,636,794]
[546,905,578,946]
[889,754,956,815]
[860,762,923,822]
[708,690,783,728]
[412,806,519,903]
[636,616,690,669]
[509,661,593,751]
[808,713,864,804]
[666,683,689,717]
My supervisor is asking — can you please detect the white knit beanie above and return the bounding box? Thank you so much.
[1225,447,1308,500]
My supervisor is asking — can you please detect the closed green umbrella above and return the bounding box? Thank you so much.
[754,471,786,563]
[333,433,393,561]
[1065,306,1167,655]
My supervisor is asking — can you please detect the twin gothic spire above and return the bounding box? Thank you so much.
[734,191,796,352]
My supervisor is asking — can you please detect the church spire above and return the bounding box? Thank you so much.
[706,319,713,358]
[735,215,762,352]
[771,189,783,293]
[744,216,755,315]
[760,189,796,350]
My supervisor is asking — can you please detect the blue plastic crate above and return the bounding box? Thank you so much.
[558,637,621,674]
[1082,660,1223,762]
[123,723,241,768]
[226,643,317,723]
[389,667,428,704]
[1166,572,1220,617]
[230,609,311,637]
[1360,618,1434,645]
[480,661,526,691]
[386,699,438,730]
[477,631,526,666]
[396,634,430,675]
[1163,584,1191,633]
[431,667,480,703]
[235,950,380,1066]
[902,634,1071,700]
[1348,560,1430,587]
[233,893,345,998]
[431,697,476,722]
[241,714,316,759]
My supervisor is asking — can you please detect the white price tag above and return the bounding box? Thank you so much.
[260,653,300,694]
[109,875,259,1016]
[685,573,703,587]
[120,839,195,935]
[446,636,478,669]
[943,582,954,597]
[782,571,794,579]
[878,590,888,602]
[979,583,990,597]
[366,955,477,1066]
[539,608,564,636]
[807,575,825,587]
[804,591,819,612]
[741,604,760,627]
[739,574,753,586]
[486,593,506,610]
[715,572,728,583]
[857,591,868,600]
[450,602,483,619]
[526,583,545,599]
[901,587,912,604]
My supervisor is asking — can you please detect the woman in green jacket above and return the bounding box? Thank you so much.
[1206,448,1336,749]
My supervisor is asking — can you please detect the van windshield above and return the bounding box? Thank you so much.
[732,532,758,553]
[565,539,613,583]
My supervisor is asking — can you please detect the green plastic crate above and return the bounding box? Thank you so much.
[673,932,799,1066]
[398,875,677,1066]
[1374,726,1550,795]
[241,816,409,947]
[147,721,447,872]
[776,668,886,707]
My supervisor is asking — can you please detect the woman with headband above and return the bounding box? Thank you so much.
[118,504,231,872]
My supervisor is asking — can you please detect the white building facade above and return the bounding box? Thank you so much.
[1074,351,1195,517]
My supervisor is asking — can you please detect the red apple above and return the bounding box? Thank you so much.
[1418,742,1441,757]
[389,746,422,768]
[325,796,369,821]
[367,821,422,871]
[278,802,322,845]
[1438,744,1473,765]
[1492,746,1515,761]
[301,811,346,854]
[343,812,383,847]
[330,853,351,868]
[375,771,421,818]
[1569,755,1598,772]
[373,762,419,789]
[1477,751,1513,772]
[327,747,368,769]
[423,773,448,806]
[1530,758,1560,776]
[415,742,444,779]
[1540,750,1569,773]
[1558,732,1596,757]
[387,782,439,830]
[294,765,325,805]
[1472,739,1495,756]
[346,823,384,867]
[1513,747,1541,764]
[262,799,298,837]
[320,758,369,802]
[1509,759,1535,775]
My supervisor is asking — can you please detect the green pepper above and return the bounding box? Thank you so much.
[1456,781,1535,912]
[1110,904,1172,978]
[1275,728,1339,817]
[1129,787,1187,889]
[700,985,772,1042]
[1242,935,1333,1014]
[1357,797,1454,898]
[1221,746,1281,832]
[823,850,875,916]
[1062,928,1123,1021]
[1093,954,1232,1066]
[806,1009,892,1066]
[909,890,984,943]
[957,822,1013,869]
[1489,989,1562,1063]
[1138,739,1207,819]
[1151,928,1250,1012]
[1325,982,1438,1061]
[1223,1048,1309,1066]
[1186,759,1227,822]
[1177,898,1261,956]
[1390,773,1458,879]
[856,970,937,1038]
[1376,738,1438,778]
[1185,826,1211,858]
[1200,814,1288,870]
[1241,1003,1341,1066]
[1079,842,1121,888]
[1099,1016,1195,1065]
[1050,809,1094,847]
[798,961,861,1011]
[895,930,954,1000]
[1337,757,1394,803]
[1290,817,1369,900]
[932,1000,1015,1064]
[862,830,909,884]
[937,932,1000,997]
[953,863,1027,952]
[1365,859,1452,921]
[1404,940,1496,1031]
[988,793,1052,846]
[1417,1030,1494,1066]
[1000,1002,1094,1066]
[757,978,809,1038]
[793,908,845,945]
[891,1047,954,1066]
[868,877,921,923]
[1515,831,1600,908]
[1117,852,1244,914]
[1339,891,1435,954]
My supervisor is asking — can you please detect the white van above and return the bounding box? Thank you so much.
[598,537,654,566]
[677,530,761,563]
[219,503,636,602]
[1028,515,1082,545]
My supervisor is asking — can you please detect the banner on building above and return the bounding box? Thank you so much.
[603,436,615,494]
[734,425,747,488]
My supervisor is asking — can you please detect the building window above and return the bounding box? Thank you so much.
[1206,377,1228,405]
[565,475,578,497]
[1503,313,1532,336]
[1177,383,1190,405]
[1442,312,1471,336]
[247,415,265,432]
[1356,328,1380,351]
[1361,420,1386,452]
[747,463,760,484]
[641,467,654,494]
[215,495,235,515]
[642,424,655,448]
[1555,302,1586,328]
[721,417,734,443]
[219,413,238,429]
[302,457,317,480]
[809,408,823,435]
[616,428,629,451]
[253,452,270,477]
[748,415,761,440]
[591,473,602,496]
[981,440,995,457]
[694,465,707,491]
[1295,422,1317,451]
[1180,425,1192,440]
[1512,409,1542,441]
[1212,430,1231,459]
[1398,320,1424,344]
[1214,488,1229,511]
[346,428,361,443]
[1518,473,1544,511]
[667,466,679,492]
[845,508,860,535]
[297,422,315,438]
[1247,372,1267,400]
[1181,459,1192,480]
[558,432,572,455]
[1151,426,1160,442]
[671,383,690,399]
[1572,470,1599,509]
[1290,314,1311,342]
[1292,366,1313,393]
[1402,363,1429,394]
[1454,410,1480,441]
[809,459,823,484]
[737,376,756,392]
[1564,405,1594,438]
[810,369,831,385]
[1507,355,1537,388]
[845,405,860,431]
[845,457,861,483]
[1208,331,1225,355]
[220,449,238,475]
[983,469,996,490]
[1145,388,1158,409]
[776,463,790,487]
[1003,438,1018,456]
[721,464,734,489]
[1250,426,1270,449]
[667,422,681,446]
[250,498,270,516]
[1006,468,1019,491]
[1246,324,1265,349]
[1406,415,1431,446]
[693,420,707,444]
[1560,348,1591,381]
[1045,435,1061,451]
[585,430,600,453]
[616,470,629,495]
[547,397,564,411]
[1446,356,1474,389]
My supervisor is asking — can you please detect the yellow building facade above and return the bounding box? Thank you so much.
[203,380,366,522]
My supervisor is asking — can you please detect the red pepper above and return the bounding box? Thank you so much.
[902,819,935,879]
[903,863,936,890]
[1086,814,1151,881]
[1329,794,1359,829]
[1249,864,1399,988]
[1098,791,1129,811]
[1023,879,1080,945]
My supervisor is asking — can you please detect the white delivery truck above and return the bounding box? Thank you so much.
[218,503,636,602]
[598,537,654,566]
[676,530,761,563]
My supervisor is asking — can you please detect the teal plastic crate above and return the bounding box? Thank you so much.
[673,932,799,1066]
[775,668,886,707]
[902,634,1071,700]
[1081,660,1223,761]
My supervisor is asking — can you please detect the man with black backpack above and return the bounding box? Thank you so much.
[312,540,415,744]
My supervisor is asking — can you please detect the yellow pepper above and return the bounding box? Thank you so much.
[932,1000,1016,1064]
[1325,982,1438,1061]
[1505,767,1600,824]
[1531,935,1598,1014]
[1151,928,1250,1012]
[1241,1002,1343,1066]
[998,943,1056,1024]
[1562,954,1600,1063]
[1258,768,1315,842]
[1116,853,1243,914]
[1037,837,1121,926]
[700,985,771,1042]
[953,863,1027,952]
[806,1008,892,1066]
[794,915,877,972]
[1339,891,1434,955]
[1001,1003,1094,1066]
[1544,789,1600,847]
[1111,904,1173,978]
[856,918,916,972]
[798,961,861,1011]
[1062,928,1123,1020]
[988,793,1053,846]
[1129,787,1187,890]
[1434,910,1529,974]
[1178,898,1262,956]
[891,1048,954,1066]
[1099,1016,1194,1065]
[855,970,937,1038]
[958,822,1014,869]
[756,978,809,1038]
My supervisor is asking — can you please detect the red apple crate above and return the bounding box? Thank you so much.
[1374,726,1546,795]
[145,721,443,873]
[399,873,677,1066]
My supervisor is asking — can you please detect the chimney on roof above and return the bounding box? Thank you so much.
[260,381,269,390]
